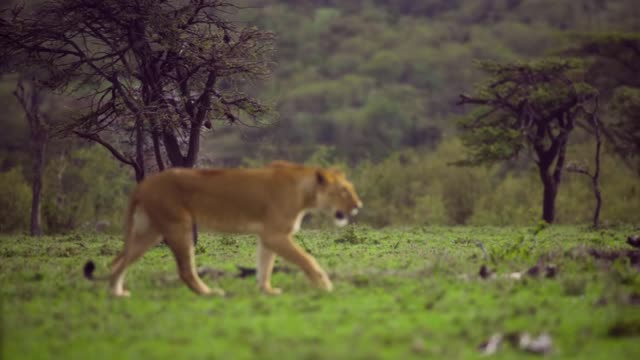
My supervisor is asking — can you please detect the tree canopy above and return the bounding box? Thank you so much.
[2,0,275,179]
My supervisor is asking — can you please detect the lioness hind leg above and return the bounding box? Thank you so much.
[110,230,161,297]
[165,230,224,296]
[256,241,281,295]
[262,234,333,292]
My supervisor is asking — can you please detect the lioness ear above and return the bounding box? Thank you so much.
[316,170,326,186]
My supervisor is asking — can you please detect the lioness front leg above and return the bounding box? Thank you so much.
[256,241,282,295]
[261,233,333,292]
[164,227,225,296]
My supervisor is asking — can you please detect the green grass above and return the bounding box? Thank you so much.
[2,225,640,359]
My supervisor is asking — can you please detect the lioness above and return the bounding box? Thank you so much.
[84,161,362,297]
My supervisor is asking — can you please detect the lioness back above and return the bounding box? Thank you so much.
[133,165,321,234]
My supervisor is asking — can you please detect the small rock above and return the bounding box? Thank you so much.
[519,332,553,355]
[544,265,557,278]
[526,265,540,277]
[509,272,523,280]
[411,337,426,353]
[479,333,503,355]
[594,297,608,307]
[627,235,640,248]
[236,265,256,278]
[479,265,493,279]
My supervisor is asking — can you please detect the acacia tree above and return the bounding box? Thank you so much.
[2,0,275,181]
[457,59,598,224]
[564,32,640,174]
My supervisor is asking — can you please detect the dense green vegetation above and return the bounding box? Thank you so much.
[1,2,639,358]
[2,226,640,359]
[1,0,639,232]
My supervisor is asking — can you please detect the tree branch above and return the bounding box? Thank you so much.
[73,130,135,167]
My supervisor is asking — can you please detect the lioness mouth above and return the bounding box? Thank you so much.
[335,211,346,220]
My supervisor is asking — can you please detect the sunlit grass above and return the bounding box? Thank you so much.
[1,225,639,359]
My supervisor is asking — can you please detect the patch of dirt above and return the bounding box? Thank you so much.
[588,248,640,268]
[607,320,640,337]
[526,264,557,279]
[197,267,226,279]
[476,262,557,281]
[235,265,296,278]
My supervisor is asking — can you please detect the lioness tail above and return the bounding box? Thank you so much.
[83,260,110,281]
[83,260,96,279]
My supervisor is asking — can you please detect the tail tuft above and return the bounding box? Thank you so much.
[83,260,96,280]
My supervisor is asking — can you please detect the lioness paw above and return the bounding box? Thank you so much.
[208,288,226,297]
[260,287,283,296]
[112,289,131,297]
[320,278,333,292]
[313,271,333,292]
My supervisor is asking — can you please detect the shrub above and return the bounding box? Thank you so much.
[42,146,133,233]
[0,167,31,232]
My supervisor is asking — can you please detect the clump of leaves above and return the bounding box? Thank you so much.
[562,276,588,296]
[0,248,18,257]
[61,234,83,242]
[219,236,237,246]
[98,243,119,256]
[610,257,639,286]
[195,242,207,255]
[334,225,367,245]
[491,233,537,262]
[532,221,549,236]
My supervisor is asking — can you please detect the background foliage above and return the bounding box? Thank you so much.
[1,0,639,232]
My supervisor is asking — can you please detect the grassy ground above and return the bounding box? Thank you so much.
[1,225,640,359]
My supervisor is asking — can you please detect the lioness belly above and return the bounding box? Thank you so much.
[198,216,264,234]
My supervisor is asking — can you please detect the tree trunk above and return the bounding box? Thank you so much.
[150,125,165,171]
[538,163,558,224]
[536,133,568,225]
[162,129,187,167]
[592,180,602,228]
[591,119,603,228]
[134,119,146,182]
[541,179,557,224]
[184,123,201,168]
[159,128,199,245]
[30,137,46,236]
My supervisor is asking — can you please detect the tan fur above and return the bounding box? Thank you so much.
[90,161,362,297]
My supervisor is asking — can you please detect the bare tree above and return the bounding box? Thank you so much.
[2,0,275,181]
[566,99,603,228]
[13,77,51,236]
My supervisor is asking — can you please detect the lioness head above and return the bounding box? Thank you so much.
[315,169,363,227]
